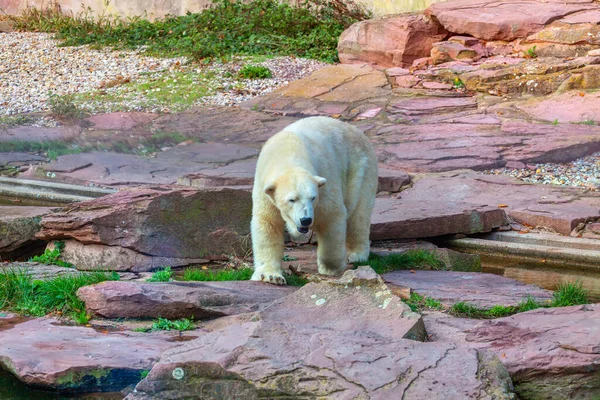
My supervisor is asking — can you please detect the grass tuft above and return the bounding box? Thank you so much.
[551,281,588,307]
[146,267,173,282]
[354,250,445,275]
[238,65,272,79]
[182,266,308,286]
[0,268,119,323]
[30,241,74,268]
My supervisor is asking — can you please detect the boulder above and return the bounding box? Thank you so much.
[0,206,52,260]
[338,14,448,68]
[77,280,297,319]
[383,270,553,308]
[467,304,600,399]
[36,186,252,271]
[0,317,187,392]
[0,262,82,280]
[126,267,515,399]
[430,41,479,64]
[426,0,597,41]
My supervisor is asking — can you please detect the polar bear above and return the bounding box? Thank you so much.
[250,116,378,285]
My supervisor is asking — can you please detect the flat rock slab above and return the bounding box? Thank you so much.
[0,152,47,167]
[84,112,157,131]
[36,186,252,270]
[467,304,600,399]
[127,267,514,399]
[77,280,297,320]
[0,317,190,392]
[0,206,52,258]
[0,126,78,143]
[426,0,597,41]
[383,270,553,308]
[516,90,600,123]
[372,173,600,239]
[0,262,82,280]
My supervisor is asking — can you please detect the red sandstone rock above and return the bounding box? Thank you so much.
[338,14,448,68]
[125,268,514,400]
[426,0,597,41]
[0,317,184,392]
[77,280,297,319]
[36,186,252,269]
[467,304,600,399]
[0,206,52,259]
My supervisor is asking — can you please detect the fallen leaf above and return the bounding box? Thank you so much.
[497,204,508,208]
[410,269,416,273]
[540,259,546,263]
[579,92,585,97]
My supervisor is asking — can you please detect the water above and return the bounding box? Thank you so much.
[0,370,123,400]
[481,254,600,302]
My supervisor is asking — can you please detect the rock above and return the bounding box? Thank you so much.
[426,0,597,41]
[395,74,422,88]
[53,240,211,272]
[77,280,297,319]
[387,95,477,116]
[386,67,410,76]
[0,206,53,260]
[467,304,600,399]
[126,267,515,399]
[377,167,411,192]
[338,14,448,68]
[84,112,157,131]
[0,20,14,33]
[36,186,252,270]
[0,262,82,280]
[421,81,453,90]
[177,159,256,188]
[0,317,187,392]
[370,172,600,239]
[422,311,480,343]
[383,270,553,308]
[520,17,600,58]
[516,90,600,123]
[430,41,479,64]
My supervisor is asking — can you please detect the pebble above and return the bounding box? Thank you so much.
[0,32,327,115]
[484,152,600,191]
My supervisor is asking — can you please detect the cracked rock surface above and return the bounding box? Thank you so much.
[125,267,515,400]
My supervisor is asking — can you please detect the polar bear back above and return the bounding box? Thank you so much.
[257,116,377,213]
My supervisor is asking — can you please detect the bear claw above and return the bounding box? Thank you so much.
[251,270,286,285]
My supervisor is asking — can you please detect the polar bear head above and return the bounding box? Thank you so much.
[264,167,326,234]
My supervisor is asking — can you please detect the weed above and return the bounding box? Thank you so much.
[552,119,559,126]
[151,317,195,331]
[576,119,597,126]
[0,268,119,323]
[404,292,444,313]
[450,301,486,318]
[524,46,537,59]
[453,77,465,89]
[354,250,445,275]
[140,370,149,379]
[518,295,543,312]
[282,254,298,262]
[0,115,35,128]
[11,0,369,63]
[552,281,588,307]
[30,241,74,268]
[47,93,88,122]
[147,267,173,282]
[0,140,88,160]
[239,65,272,79]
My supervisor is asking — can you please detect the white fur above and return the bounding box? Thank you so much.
[251,116,378,285]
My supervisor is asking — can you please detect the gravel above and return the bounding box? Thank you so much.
[0,32,327,115]
[484,152,600,191]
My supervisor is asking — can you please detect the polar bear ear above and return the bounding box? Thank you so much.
[264,183,276,197]
[315,176,327,187]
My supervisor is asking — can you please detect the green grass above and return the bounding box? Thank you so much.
[239,65,272,79]
[404,292,444,313]
[0,268,119,324]
[552,281,588,307]
[0,140,89,161]
[0,114,35,128]
[147,267,173,282]
[449,283,589,319]
[575,119,597,126]
[135,317,195,332]
[354,250,445,275]
[182,266,308,286]
[29,241,74,268]
[524,45,537,58]
[11,0,369,63]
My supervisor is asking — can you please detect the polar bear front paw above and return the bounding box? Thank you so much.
[251,268,287,285]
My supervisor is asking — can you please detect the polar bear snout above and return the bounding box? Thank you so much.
[300,217,312,227]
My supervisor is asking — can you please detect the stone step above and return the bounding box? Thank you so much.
[483,231,600,251]
[447,237,600,272]
[0,176,116,204]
